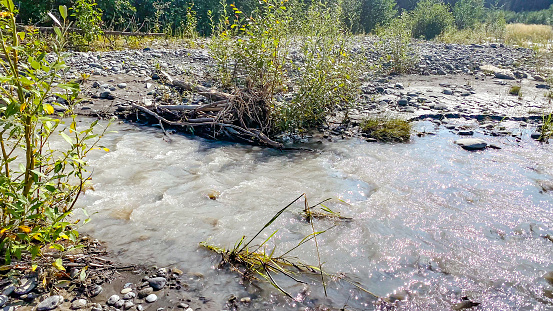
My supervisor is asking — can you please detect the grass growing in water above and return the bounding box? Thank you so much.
[200,193,374,300]
[509,85,522,96]
[360,117,411,142]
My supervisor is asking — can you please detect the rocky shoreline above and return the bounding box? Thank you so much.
[53,37,551,149]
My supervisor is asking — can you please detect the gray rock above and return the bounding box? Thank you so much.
[90,304,102,311]
[434,103,447,110]
[531,132,542,140]
[494,71,515,80]
[123,292,136,300]
[442,89,453,95]
[458,130,474,136]
[0,295,7,308]
[455,138,487,150]
[121,288,132,295]
[107,295,120,306]
[534,75,546,82]
[89,285,102,297]
[138,287,153,298]
[177,303,189,309]
[14,277,37,295]
[148,277,167,290]
[397,98,408,106]
[99,90,112,99]
[117,83,127,89]
[123,283,133,289]
[394,83,404,89]
[1,284,14,296]
[145,294,158,303]
[37,295,64,311]
[114,300,124,309]
[124,301,134,310]
[536,84,551,89]
[156,268,168,278]
[71,299,87,309]
[137,305,144,311]
[92,81,101,88]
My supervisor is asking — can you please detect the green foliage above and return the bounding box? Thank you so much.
[376,14,418,74]
[210,0,363,133]
[0,1,106,263]
[276,1,362,131]
[360,117,411,142]
[70,0,103,47]
[453,0,484,29]
[409,0,454,40]
[340,0,397,33]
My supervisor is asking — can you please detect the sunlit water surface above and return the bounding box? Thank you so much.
[74,120,553,310]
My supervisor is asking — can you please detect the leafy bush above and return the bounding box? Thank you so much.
[340,0,397,34]
[70,0,104,48]
[453,0,484,29]
[0,1,106,263]
[376,13,419,74]
[409,0,454,40]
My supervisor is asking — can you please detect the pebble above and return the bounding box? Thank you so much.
[138,287,154,298]
[145,294,158,303]
[107,295,120,306]
[156,268,168,277]
[240,297,251,303]
[1,284,14,296]
[0,295,7,308]
[89,285,103,297]
[117,83,127,89]
[397,98,408,106]
[137,305,144,311]
[37,295,64,311]
[531,132,542,140]
[90,304,102,311]
[442,89,453,95]
[121,288,133,294]
[124,301,135,310]
[177,303,189,308]
[14,277,37,295]
[455,138,487,150]
[148,277,167,290]
[71,299,87,309]
[123,292,136,300]
[114,300,125,308]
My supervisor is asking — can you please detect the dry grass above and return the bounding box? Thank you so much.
[505,23,553,46]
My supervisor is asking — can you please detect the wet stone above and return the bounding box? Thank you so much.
[114,300,125,309]
[37,295,64,311]
[123,292,136,300]
[455,138,487,150]
[398,98,408,106]
[1,284,14,296]
[138,287,153,298]
[71,299,87,309]
[531,132,542,140]
[145,294,158,303]
[107,295,120,306]
[14,277,37,295]
[89,285,103,297]
[148,277,167,290]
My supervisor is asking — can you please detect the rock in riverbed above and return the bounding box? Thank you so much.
[37,296,64,311]
[148,277,167,290]
[455,138,488,150]
[145,294,158,303]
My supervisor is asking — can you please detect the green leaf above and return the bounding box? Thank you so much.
[50,243,65,252]
[59,5,68,20]
[60,132,73,145]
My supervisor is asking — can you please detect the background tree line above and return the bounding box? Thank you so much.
[14,0,553,36]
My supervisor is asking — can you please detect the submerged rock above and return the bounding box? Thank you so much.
[455,138,487,150]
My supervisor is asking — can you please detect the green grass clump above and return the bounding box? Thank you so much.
[360,117,411,142]
[509,85,522,96]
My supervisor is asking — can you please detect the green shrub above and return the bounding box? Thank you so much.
[0,1,106,264]
[70,0,104,48]
[376,13,419,74]
[409,0,454,40]
[360,117,411,142]
[453,0,484,30]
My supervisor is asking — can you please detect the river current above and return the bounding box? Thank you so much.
[74,119,553,310]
